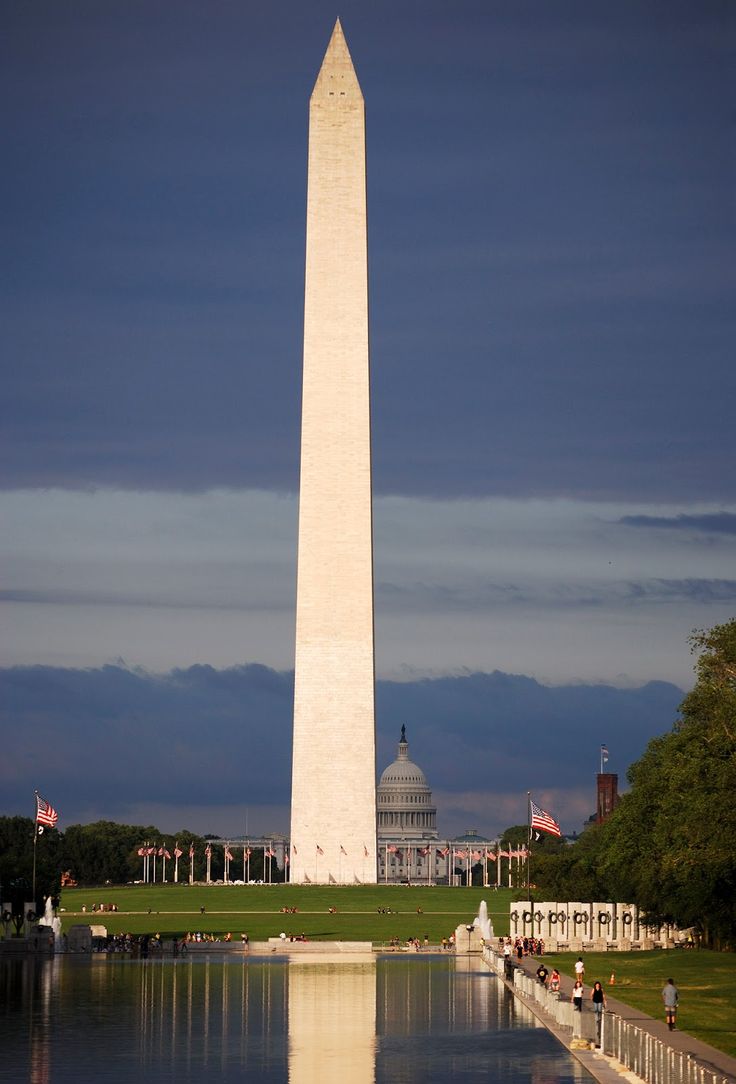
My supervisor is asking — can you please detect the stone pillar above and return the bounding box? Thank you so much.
[593,902,615,948]
[568,902,590,950]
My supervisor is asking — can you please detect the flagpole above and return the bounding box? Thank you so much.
[527,791,531,890]
[32,792,39,903]
[600,743,608,774]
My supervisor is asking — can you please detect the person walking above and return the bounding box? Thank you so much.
[591,981,606,1009]
[591,981,606,1046]
[574,956,585,982]
[571,979,584,1011]
[662,978,679,1031]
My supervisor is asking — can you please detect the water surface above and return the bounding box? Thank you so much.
[1,953,592,1083]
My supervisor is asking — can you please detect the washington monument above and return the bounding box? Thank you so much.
[289,21,377,884]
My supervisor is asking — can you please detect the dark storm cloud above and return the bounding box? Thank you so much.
[2,1,733,501]
[620,513,736,535]
[376,577,736,612]
[1,661,682,830]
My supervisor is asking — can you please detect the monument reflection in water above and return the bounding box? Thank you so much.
[1,954,592,1083]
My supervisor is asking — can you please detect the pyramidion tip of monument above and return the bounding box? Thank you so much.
[312,16,362,100]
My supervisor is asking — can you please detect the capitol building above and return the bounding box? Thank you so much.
[377,725,438,839]
[377,726,492,884]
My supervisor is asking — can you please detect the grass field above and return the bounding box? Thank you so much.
[545,951,736,1059]
[59,884,513,943]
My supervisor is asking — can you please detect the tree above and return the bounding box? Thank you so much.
[0,816,62,914]
[531,823,606,900]
[500,825,529,847]
[599,620,736,948]
[62,821,159,885]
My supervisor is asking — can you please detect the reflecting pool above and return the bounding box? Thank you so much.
[1,953,592,1083]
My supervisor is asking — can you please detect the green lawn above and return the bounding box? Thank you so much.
[60,883,513,944]
[544,951,736,1059]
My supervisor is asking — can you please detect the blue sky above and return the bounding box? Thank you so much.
[2,1,734,839]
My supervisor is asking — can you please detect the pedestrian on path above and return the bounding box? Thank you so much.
[574,956,585,982]
[571,980,584,1011]
[591,981,606,1014]
[590,980,607,1048]
[662,978,679,1031]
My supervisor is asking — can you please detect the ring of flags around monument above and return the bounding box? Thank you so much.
[123,837,546,885]
[29,788,566,885]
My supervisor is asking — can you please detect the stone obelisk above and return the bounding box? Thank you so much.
[289,20,377,884]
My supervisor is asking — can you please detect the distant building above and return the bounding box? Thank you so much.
[377,725,438,840]
[377,726,442,883]
[596,773,619,823]
[376,729,498,885]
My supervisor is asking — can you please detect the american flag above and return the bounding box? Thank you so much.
[225,847,234,861]
[438,847,450,857]
[35,793,58,828]
[163,849,171,860]
[174,845,183,859]
[530,800,562,838]
[137,846,146,857]
[189,843,195,859]
[205,843,212,857]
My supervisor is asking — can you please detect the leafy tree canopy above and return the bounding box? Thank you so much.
[529,620,736,948]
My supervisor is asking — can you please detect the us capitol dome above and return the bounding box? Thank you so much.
[375,727,496,885]
[377,725,438,839]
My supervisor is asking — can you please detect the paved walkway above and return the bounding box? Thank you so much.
[501,952,736,1083]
